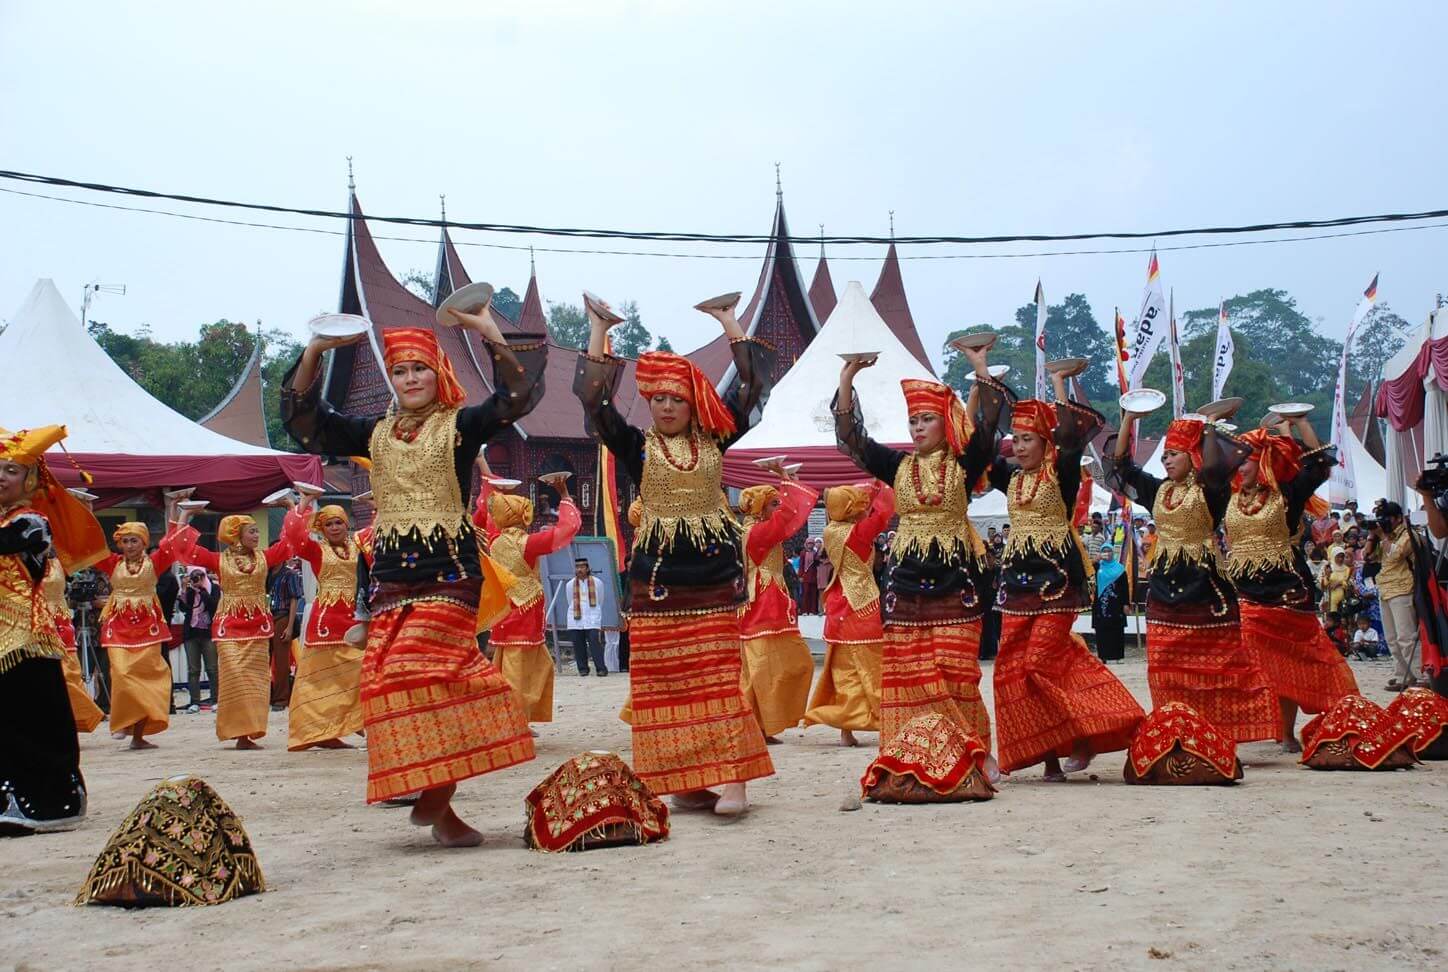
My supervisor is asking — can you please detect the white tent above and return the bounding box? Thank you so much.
[0,279,321,508]
[1315,426,1389,509]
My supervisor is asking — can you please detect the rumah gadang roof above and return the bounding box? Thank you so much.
[870,243,934,374]
[198,331,271,449]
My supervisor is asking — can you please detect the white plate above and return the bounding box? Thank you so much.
[67,488,99,503]
[752,455,788,468]
[783,462,804,476]
[1198,396,1244,420]
[1046,356,1088,376]
[837,352,880,363]
[1080,455,1095,466]
[950,331,997,352]
[353,491,373,503]
[262,488,294,506]
[693,291,741,312]
[1269,402,1314,417]
[1214,422,1238,432]
[964,364,1011,381]
[435,282,494,328]
[162,487,196,501]
[308,313,371,338]
[292,481,325,496]
[538,471,572,484]
[1119,388,1167,414]
[488,478,523,491]
[1180,413,1209,423]
[178,499,210,511]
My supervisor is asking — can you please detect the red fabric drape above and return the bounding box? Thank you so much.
[721,444,913,491]
[50,453,325,512]
[1376,335,1448,431]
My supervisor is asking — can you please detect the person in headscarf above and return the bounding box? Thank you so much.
[834,348,1006,778]
[1090,544,1129,662]
[1319,544,1354,618]
[0,424,107,835]
[280,304,545,847]
[1105,413,1279,744]
[573,292,773,817]
[986,368,1144,781]
[279,500,365,750]
[473,477,581,725]
[171,509,293,750]
[737,468,819,743]
[803,481,895,746]
[93,516,191,749]
[40,552,104,733]
[1224,415,1358,749]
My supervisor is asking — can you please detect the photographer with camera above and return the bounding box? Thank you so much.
[1415,454,1448,542]
[1372,502,1420,692]
[176,567,220,712]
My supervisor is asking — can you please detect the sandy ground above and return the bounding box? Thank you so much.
[3,651,1447,972]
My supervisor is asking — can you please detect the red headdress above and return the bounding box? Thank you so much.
[900,379,973,456]
[1010,400,1058,455]
[1237,428,1301,492]
[1163,417,1205,470]
[635,351,736,438]
[381,327,466,408]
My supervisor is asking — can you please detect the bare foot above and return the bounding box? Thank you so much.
[985,753,1002,785]
[671,789,720,811]
[431,808,484,848]
[764,735,782,745]
[1062,741,1094,774]
[410,784,458,827]
[129,738,158,751]
[111,730,129,740]
[234,737,262,750]
[1043,756,1067,782]
[1281,737,1303,754]
[713,782,749,816]
[314,738,354,749]
[840,729,859,748]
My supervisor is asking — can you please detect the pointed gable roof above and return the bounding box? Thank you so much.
[199,334,270,448]
[870,243,934,374]
[809,249,837,324]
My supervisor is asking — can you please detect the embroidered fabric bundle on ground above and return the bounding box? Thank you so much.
[1124,702,1243,785]
[1299,695,1419,771]
[524,751,670,852]
[860,713,995,803]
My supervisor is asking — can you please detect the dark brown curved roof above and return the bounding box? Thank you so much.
[870,243,934,374]
[809,252,837,323]
[199,336,270,448]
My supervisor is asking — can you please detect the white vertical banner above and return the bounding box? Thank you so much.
[1034,280,1048,400]
[1211,300,1234,400]
[1328,273,1379,506]
[1168,289,1185,417]
[1125,250,1167,389]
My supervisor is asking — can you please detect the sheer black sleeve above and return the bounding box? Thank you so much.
[719,338,777,449]
[0,512,51,581]
[832,388,905,484]
[987,456,1016,494]
[574,352,646,485]
[455,333,549,453]
[280,357,381,457]
[1053,400,1103,509]
[1100,433,1161,509]
[1198,427,1251,521]
[1284,443,1337,530]
[962,376,1016,483]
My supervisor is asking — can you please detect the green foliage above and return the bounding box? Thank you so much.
[610,300,652,358]
[88,318,255,422]
[492,286,522,324]
[942,293,1114,404]
[260,328,305,452]
[546,300,589,350]
[656,335,674,352]
[400,268,435,304]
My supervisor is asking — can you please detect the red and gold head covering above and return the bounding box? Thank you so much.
[635,351,736,438]
[113,522,150,547]
[1010,399,1058,449]
[0,424,107,571]
[310,504,348,533]
[1237,428,1301,494]
[487,491,534,531]
[1163,418,1205,470]
[381,327,466,408]
[825,484,873,523]
[217,515,256,547]
[900,379,972,456]
[737,484,779,519]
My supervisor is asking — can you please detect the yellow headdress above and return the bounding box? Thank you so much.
[310,504,348,533]
[738,484,779,520]
[0,424,107,571]
[487,492,534,531]
[112,522,150,547]
[217,515,256,547]
[825,485,873,523]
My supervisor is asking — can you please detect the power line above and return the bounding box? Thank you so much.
[4,167,1448,245]
[6,184,1448,263]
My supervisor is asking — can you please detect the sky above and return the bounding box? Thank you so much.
[3,0,1446,372]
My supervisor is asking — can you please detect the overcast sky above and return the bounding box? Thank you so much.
[3,1,1446,369]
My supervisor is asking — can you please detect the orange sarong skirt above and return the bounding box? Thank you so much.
[215,638,270,742]
[628,609,774,796]
[740,631,815,737]
[107,645,170,737]
[61,650,104,733]
[287,643,365,750]
[994,611,1145,773]
[1239,600,1359,715]
[804,640,883,732]
[362,599,533,803]
[1146,621,1279,743]
[880,621,991,748]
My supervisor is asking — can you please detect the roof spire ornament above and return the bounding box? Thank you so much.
[889,210,895,240]
[346,156,354,191]
[439,193,446,224]
[529,245,536,276]
[774,162,782,200]
[819,223,826,259]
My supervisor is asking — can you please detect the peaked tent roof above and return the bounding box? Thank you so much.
[198,334,271,449]
[721,280,933,489]
[870,243,934,374]
[0,279,320,510]
[1348,379,1386,466]
[809,250,838,324]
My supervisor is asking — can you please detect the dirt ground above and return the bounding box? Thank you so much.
[3,652,1446,972]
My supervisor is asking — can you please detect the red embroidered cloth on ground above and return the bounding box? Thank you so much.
[1128,702,1240,780]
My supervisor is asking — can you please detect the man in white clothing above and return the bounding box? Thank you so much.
[563,557,607,676]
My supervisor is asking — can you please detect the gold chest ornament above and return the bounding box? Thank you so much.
[218,548,269,621]
[1223,487,1295,580]
[889,448,982,564]
[822,519,880,612]
[0,507,62,671]
[635,427,737,555]
[490,528,544,608]
[743,523,787,602]
[103,555,161,621]
[1150,474,1217,569]
[368,407,470,556]
[314,536,357,610]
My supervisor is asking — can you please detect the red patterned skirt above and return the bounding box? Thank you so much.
[994,611,1145,773]
[1146,622,1279,743]
[627,609,774,795]
[881,621,990,748]
[1238,601,1359,715]
[361,599,534,803]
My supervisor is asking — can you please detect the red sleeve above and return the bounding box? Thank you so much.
[847,484,895,559]
[169,526,218,571]
[95,552,120,575]
[745,482,818,562]
[524,499,582,563]
[473,479,501,541]
[283,510,323,573]
[263,536,292,570]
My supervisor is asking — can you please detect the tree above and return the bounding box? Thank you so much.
[610,300,652,358]
[492,286,522,324]
[546,301,588,350]
[89,318,255,420]
[260,328,305,451]
[656,335,674,352]
[1348,303,1411,403]
[401,268,435,304]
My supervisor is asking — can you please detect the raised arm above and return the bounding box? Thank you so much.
[450,308,549,445]
[847,484,896,558]
[282,509,323,574]
[280,336,381,457]
[168,526,219,573]
[834,357,905,484]
[746,480,818,563]
[1100,419,1162,510]
[524,497,583,563]
[962,374,1016,484]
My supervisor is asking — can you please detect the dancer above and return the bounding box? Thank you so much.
[41,555,104,733]
[575,292,773,816]
[834,349,1003,767]
[474,476,582,725]
[283,307,543,846]
[172,510,293,750]
[737,467,819,743]
[1106,414,1279,742]
[1223,417,1358,749]
[988,368,1145,780]
[281,500,365,750]
[95,521,187,749]
[803,481,895,746]
[0,424,107,835]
